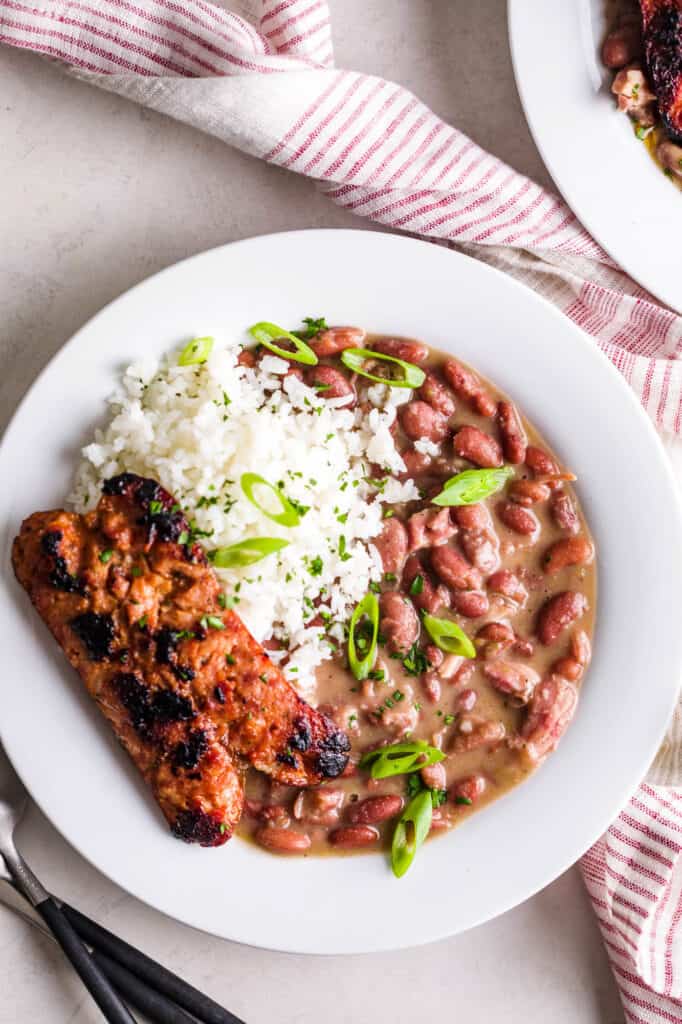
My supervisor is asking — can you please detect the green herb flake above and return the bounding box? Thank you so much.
[444,714,455,725]
[455,796,473,806]
[131,566,143,578]
[225,653,236,665]
[99,549,114,564]
[201,615,225,631]
[409,574,424,596]
[307,555,324,577]
[138,615,148,629]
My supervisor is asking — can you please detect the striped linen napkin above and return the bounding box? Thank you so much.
[1,1,681,1019]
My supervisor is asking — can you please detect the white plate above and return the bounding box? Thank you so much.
[1,229,680,954]
[509,0,682,313]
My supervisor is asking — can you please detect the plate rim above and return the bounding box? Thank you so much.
[2,227,681,954]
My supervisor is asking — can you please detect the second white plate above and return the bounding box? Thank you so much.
[509,0,682,313]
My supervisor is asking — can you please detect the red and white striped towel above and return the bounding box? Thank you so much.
[1,1,681,1018]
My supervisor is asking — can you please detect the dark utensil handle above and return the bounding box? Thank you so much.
[91,950,198,1024]
[62,902,245,1024]
[36,897,137,1024]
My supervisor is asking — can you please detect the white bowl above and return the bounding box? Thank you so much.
[1,229,680,953]
[509,0,682,313]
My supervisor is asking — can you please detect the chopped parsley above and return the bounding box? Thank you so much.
[454,796,473,806]
[382,508,395,519]
[288,497,310,518]
[338,535,352,561]
[392,690,404,702]
[307,555,324,577]
[368,669,385,682]
[225,653,236,665]
[99,549,114,564]
[383,572,397,584]
[295,316,328,339]
[336,512,348,524]
[138,615,148,629]
[259,673,269,683]
[149,499,163,515]
[131,566,143,578]
[398,643,430,677]
[444,714,455,725]
[348,713,358,727]
[217,592,227,609]
[431,789,448,808]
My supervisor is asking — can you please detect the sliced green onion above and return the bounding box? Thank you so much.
[248,321,318,366]
[240,473,302,527]
[422,613,476,657]
[432,466,514,506]
[360,740,444,779]
[200,614,225,631]
[340,347,426,388]
[178,336,213,366]
[391,789,432,878]
[347,592,380,681]
[208,537,289,568]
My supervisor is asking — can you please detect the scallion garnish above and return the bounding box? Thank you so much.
[422,613,476,657]
[340,347,426,388]
[208,537,290,568]
[200,615,225,631]
[178,336,213,366]
[360,740,444,779]
[240,473,302,527]
[347,592,380,680]
[409,574,424,596]
[248,321,318,366]
[391,789,432,878]
[432,466,514,506]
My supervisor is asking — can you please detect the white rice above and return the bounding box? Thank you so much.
[70,335,419,701]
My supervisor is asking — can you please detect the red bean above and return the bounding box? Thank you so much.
[237,348,256,367]
[421,762,447,790]
[497,501,539,537]
[372,336,429,364]
[551,656,583,682]
[482,660,540,701]
[459,529,500,575]
[403,554,450,614]
[293,788,345,826]
[487,569,528,607]
[453,426,503,468]
[431,545,482,590]
[571,629,591,666]
[497,401,527,464]
[601,24,641,69]
[419,371,456,417]
[305,364,356,405]
[379,590,420,654]
[451,589,489,618]
[509,479,550,507]
[399,447,434,478]
[550,491,580,534]
[452,661,476,687]
[406,507,456,552]
[255,827,311,853]
[454,687,477,712]
[347,794,404,826]
[537,591,587,645]
[521,676,577,764]
[374,517,408,575]
[328,825,380,849]
[399,401,450,442]
[452,719,505,753]
[543,536,594,574]
[451,504,488,531]
[526,445,559,477]
[476,621,515,657]
[425,644,444,669]
[443,359,495,417]
[422,672,442,703]
[311,326,366,356]
[450,773,487,804]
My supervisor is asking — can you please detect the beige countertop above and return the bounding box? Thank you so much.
[0,2,626,1020]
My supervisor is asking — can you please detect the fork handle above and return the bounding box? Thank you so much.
[37,897,137,1024]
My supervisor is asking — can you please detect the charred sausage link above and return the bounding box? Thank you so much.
[12,474,349,847]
